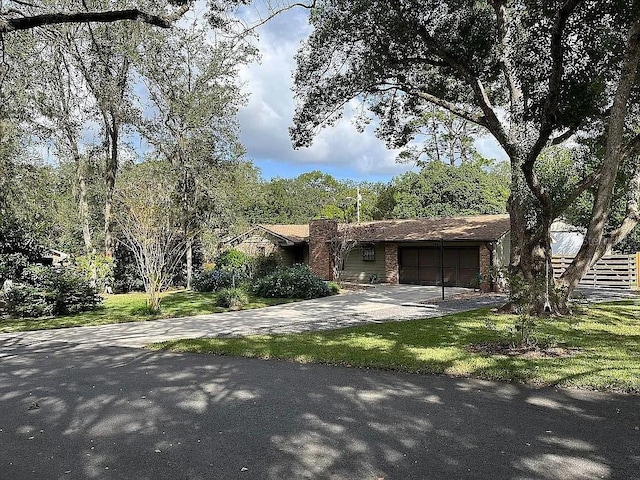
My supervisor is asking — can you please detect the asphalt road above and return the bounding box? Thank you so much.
[1,339,638,480]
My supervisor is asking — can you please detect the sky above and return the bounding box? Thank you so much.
[235,7,508,183]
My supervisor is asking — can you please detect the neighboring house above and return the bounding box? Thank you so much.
[550,221,586,256]
[226,215,512,291]
[227,224,310,264]
[40,248,70,267]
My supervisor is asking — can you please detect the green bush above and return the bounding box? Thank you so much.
[253,253,280,278]
[216,287,249,308]
[253,264,330,299]
[112,244,144,293]
[215,249,252,271]
[327,281,341,295]
[192,269,233,293]
[1,265,102,318]
[2,283,52,317]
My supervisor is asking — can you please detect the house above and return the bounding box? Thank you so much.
[550,220,586,256]
[226,215,511,291]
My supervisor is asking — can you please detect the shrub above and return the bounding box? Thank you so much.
[2,283,52,317]
[216,287,249,309]
[253,264,330,299]
[112,244,144,293]
[327,281,341,295]
[253,253,280,278]
[1,265,101,318]
[192,269,233,293]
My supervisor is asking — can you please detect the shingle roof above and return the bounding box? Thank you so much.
[257,215,510,244]
[339,215,510,242]
[259,224,309,244]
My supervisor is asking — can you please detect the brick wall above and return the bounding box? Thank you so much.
[479,243,492,292]
[384,243,399,284]
[309,219,338,280]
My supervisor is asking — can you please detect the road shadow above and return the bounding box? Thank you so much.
[0,339,637,479]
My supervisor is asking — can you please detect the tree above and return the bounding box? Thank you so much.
[328,224,358,283]
[291,0,640,313]
[375,159,509,219]
[395,105,484,165]
[137,23,253,288]
[114,160,188,312]
[65,17,138,260]
[29,29,97,254]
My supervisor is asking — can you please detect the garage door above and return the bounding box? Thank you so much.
[399,247,480,287]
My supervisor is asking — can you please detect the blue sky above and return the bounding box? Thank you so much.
[236,7,508,182]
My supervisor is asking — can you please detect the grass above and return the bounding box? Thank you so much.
[0,290,295,333]
[149,300,640,394]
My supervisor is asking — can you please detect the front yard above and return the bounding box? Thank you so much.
[150,300,640,394]
[0,290,295,333]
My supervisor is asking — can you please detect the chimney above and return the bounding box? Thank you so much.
[308,219,338,280]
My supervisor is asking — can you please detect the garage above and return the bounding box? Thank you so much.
[399,246,480,287]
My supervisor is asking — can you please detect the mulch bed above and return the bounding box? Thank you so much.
[466,342,580,359]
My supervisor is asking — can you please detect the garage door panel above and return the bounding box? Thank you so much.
[399,246,480,287]
[401,266,419,284]
[419,248,439,267]
[459,248,479,266]
[400,249,418,267]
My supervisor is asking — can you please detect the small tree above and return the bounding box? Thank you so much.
[329,223,359,283]
[114,161,188,312]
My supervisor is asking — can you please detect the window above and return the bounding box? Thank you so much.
[362,246,375,262]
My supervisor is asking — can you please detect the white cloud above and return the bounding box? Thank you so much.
[237,8,409,179]
[237,7,507,180]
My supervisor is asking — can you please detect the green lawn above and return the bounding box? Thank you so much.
[149,301,640,394]
[0,290,295,333]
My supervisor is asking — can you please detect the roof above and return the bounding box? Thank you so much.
[340,215,510,242]
[258,224,309,244]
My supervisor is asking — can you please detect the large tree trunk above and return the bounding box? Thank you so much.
[507,192,558,315]
[104,117,118,259]
[73,149,93,254]
[185,237,193,290]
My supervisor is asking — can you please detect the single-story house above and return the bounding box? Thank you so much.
[226,215,512,291]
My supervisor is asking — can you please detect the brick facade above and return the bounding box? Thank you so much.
[479,243,492,292]
[309,219,338,280]
[384,243,399,284]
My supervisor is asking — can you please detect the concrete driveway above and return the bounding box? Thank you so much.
[0,285,504,348]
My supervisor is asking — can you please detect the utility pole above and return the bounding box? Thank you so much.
[356,186,362,223]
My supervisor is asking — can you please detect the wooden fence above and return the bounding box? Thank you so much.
[552,254,639,289]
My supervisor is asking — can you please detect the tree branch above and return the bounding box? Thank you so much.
[522,0,583,219]
[550,125,578,145]
[528,0,583,162]
[552,167,602,217]
[403,9,509,147]
[233,0,315,38]
[489,0,522,110]
[415,91,487,127]
[603,166,640,250]
[1,9,185,33]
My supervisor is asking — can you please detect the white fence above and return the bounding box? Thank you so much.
[552,254,639,289]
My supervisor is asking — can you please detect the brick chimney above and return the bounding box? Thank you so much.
[309,219,338,280]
